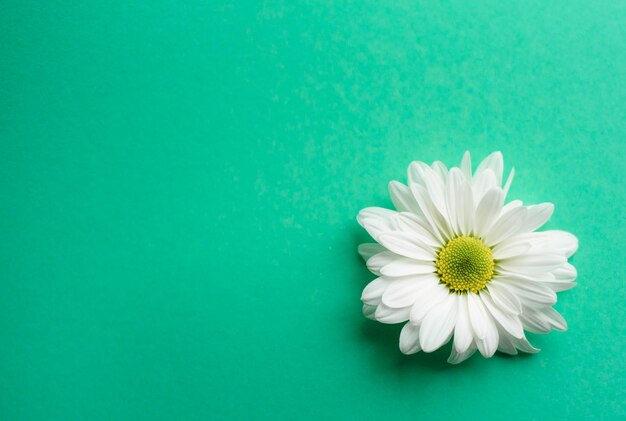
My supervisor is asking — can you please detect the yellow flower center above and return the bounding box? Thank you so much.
[436,236,495,294]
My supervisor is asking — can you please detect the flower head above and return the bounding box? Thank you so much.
[357,151,578,364]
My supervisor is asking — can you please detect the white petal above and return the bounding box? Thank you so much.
[492,241,531,260]
[357,207,398,239]
[466,294,505,357]
[375,303,411,324]
[456,180,474,236]
[510,336,540,353]
[519,307,551,333]
[480,292,524,338]
[484,205,527,246]
[520,203,554,232]
[522,306,567,333]
[495,326,518,355]
[380,259,436,277]
[489,234,526,254]
[543,281,576,292]
[533,230,579,257]
[448,342,477,364]
[487,282,522,315]
[502,270,556,283]
[475,319,499,358]
[410,183,451,243]
[497,341,517,356]
[363,304,377,320]
[445,168,464,235]
[396,212,441,248]
[382,275,433,308]
[492,275,557,306]
[419,294,458,352]
[467,292,490,340]
[501,199,523,214]
[358,207,396,219]
[460,151,472,181]
[399,322,422,354]
[389,181,421,215]
[498,253,566,274]
[472,169,498,204]
[407,161,429,187]
[421,166,449,221]
[378,232,436,261]
[366,251,394,275]
[431,161,448,183]
[358,243,386,261]
[503,168,515,199]
[552,263,577,281]
[518,203,554,234]
[453,294,474,353]
[361,277,391,305]
[409,283,449,323]
[475,151,504,186]
[474,188,504,238]
[545,307,568,331]
[508,268,576,292]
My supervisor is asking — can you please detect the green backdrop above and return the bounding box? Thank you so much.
[1,1,624,420]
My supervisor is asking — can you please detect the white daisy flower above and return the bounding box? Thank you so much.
[357,151,578,364]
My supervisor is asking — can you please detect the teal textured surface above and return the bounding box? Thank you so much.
[0,1,624,419]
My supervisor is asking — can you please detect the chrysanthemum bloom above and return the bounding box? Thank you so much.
[357,152,577,364]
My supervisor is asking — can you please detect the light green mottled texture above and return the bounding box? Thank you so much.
[1,1,624,420]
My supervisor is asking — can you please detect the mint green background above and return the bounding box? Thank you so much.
[1,1,625,420]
